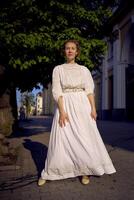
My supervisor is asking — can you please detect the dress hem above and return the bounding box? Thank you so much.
[41,165,116,180]
[41,171,116,181]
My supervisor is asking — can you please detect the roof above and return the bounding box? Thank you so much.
[104,0,134,35]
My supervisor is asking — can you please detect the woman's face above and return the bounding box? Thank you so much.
[64,42,78,61]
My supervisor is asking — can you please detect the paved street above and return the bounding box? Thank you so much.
[0,116,134,200]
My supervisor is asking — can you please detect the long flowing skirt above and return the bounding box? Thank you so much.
[41,91,116,180]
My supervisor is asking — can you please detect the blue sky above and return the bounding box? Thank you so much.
[32,85,43,96]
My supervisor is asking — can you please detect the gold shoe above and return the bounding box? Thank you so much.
[38,178,46,186]
[81,175,90,185]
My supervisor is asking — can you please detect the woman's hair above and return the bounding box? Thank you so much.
[61,39,81,57]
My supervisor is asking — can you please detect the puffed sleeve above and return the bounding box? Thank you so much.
[52,66,63,103]
[84,67,95,96]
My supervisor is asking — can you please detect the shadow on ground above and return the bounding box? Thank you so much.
[0,139,48,191]
[23,139,48,178]
[9,116,134,157]
[10,116,134,152]
[1,117,134,192]
[97,120,134,152]
[10,116,53,138]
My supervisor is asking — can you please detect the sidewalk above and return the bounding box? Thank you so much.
[0,116,134,200]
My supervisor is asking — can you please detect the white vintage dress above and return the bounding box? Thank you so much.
[41,63,116,180]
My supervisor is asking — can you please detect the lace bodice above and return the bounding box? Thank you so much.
[52,63,95,102]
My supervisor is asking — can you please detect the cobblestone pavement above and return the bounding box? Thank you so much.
[0,116,134,200]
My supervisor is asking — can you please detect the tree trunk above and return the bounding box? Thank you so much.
[0,65,18,163]
[0,64,18,134]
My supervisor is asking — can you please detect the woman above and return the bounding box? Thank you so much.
[38,39,116,186]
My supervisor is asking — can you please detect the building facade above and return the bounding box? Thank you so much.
[96,1,134,120]
[36,92,43,115]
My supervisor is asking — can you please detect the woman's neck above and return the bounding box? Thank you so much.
[66,59,76,64]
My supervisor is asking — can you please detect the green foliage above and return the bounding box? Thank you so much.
[0,0,118,91]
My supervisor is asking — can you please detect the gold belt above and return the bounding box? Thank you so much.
[62,88,84,93]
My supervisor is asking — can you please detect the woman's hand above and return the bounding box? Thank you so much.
[59,111,69,127]
[91,109,97,121]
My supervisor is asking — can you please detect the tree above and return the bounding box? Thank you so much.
[0,0,120,161]
[0,0,119,137]
[0,0,119,91]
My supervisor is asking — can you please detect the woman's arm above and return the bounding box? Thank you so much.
[84,67,97,120]
[87,94,96,111]
[87,94,97,120]
[52,67,69,127]
[57,96,69,127]
[57,96,65,114]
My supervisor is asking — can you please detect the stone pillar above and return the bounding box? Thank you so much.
[101,46,109,119]
[102,54,108,110]
[113,30,126,120]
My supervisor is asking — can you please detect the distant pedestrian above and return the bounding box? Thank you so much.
[38,39,116,186]
[19,106,26,120]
